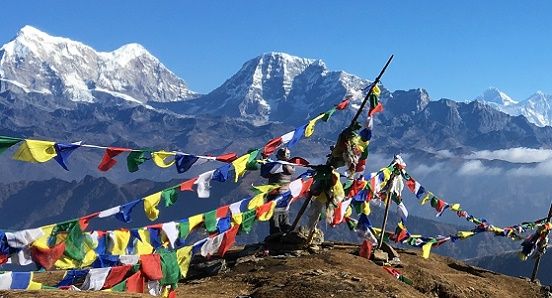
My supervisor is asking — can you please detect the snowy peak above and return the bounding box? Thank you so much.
[474,87,552,127]
[475,87,517,106]
[196,51,370,123]
[0,25,196,104]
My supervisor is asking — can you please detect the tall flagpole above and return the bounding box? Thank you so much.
[288,55,394,238]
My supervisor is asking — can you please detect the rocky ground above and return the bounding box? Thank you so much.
[0,243,548,298]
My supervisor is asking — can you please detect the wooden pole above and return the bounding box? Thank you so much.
[530,201,552,282]
[377,174,395,249]
[349,55,394,127]
[289,194,312,232]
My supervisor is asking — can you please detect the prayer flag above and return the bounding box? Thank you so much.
[215,152,238,163]
[0,136,21,155]
[53,143,80,170]
[175,154,199,173]
[144,192,162,221]
[127,150,148,173]
[98,147,131,171]
[152,150,177,168]
[232,154,251,182]
[194,170,215,198]
[305,114,325,138]
[176,246,192,278]
[13,140,57,163]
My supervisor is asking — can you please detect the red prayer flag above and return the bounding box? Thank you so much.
[180,177,198,191]
[79,212,99,230]
[126,271,145,293]
[336,98,350,110]
[140,254,163,281]
[218,226,239,256]
[406,178,416,193]
[359,240,372,259]
[168,289,177,298]
[0,254,8,265]
[368,102,384,117]
[102,265,132,289]
[215,152,238,163]
[262,137,283,158]
[31,242,66,270]
[216,205,229,218]
[98,147,131,172]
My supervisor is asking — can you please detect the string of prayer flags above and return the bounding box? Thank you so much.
[383,267,413,285]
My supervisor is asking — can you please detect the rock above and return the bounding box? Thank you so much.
[373,249,389,263]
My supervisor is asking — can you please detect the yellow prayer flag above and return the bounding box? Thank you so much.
[252,184,279,195]
[420,193,432,205]
[373,84,381,97]
[304,114,325,138]
[81,249,97,267]
[344,206,352,218]
[421,242,433,259]
[32,224,56,249]
[55,255,80,270]
[176,246,193,278]
[232,153,251,182]
[361,201,371,215]
[144,192,162,221]
[457,231,475,239]
[231,213,243,225]
[450,203,461,211]
[136,228,154,255]
[12,140,57,163]
[188,214,204,231]
[109,230,130,255]
[247,193,266,210]
[26,274,42,290]
[152,151,177,168]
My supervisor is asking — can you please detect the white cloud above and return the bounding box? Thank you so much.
[505,159,552,176]
[466,148,552,163]
[458,160,501,176]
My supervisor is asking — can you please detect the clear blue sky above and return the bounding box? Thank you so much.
[1,1,551,101]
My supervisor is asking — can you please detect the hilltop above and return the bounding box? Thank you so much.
[0,245,547,298]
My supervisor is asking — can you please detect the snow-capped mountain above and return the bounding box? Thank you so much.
[181,52,374,123]
[474,87,518,106]
[0,25,196,105]
[475,88,552,127]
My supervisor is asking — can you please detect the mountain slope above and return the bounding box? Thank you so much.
[0,25,196,105]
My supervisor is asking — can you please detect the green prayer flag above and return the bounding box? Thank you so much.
[203,210,218,233]
[321,107,336,122]
[0,136,21,155]
[245,149,260,170]
[159,249,180,287]
[179,220,190,240]
[127,150,148,173]
[51,220,85,262]
[111,280,126,292]
[239,210,256,234]
[64,222,85,261]
[162,188,178,207]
